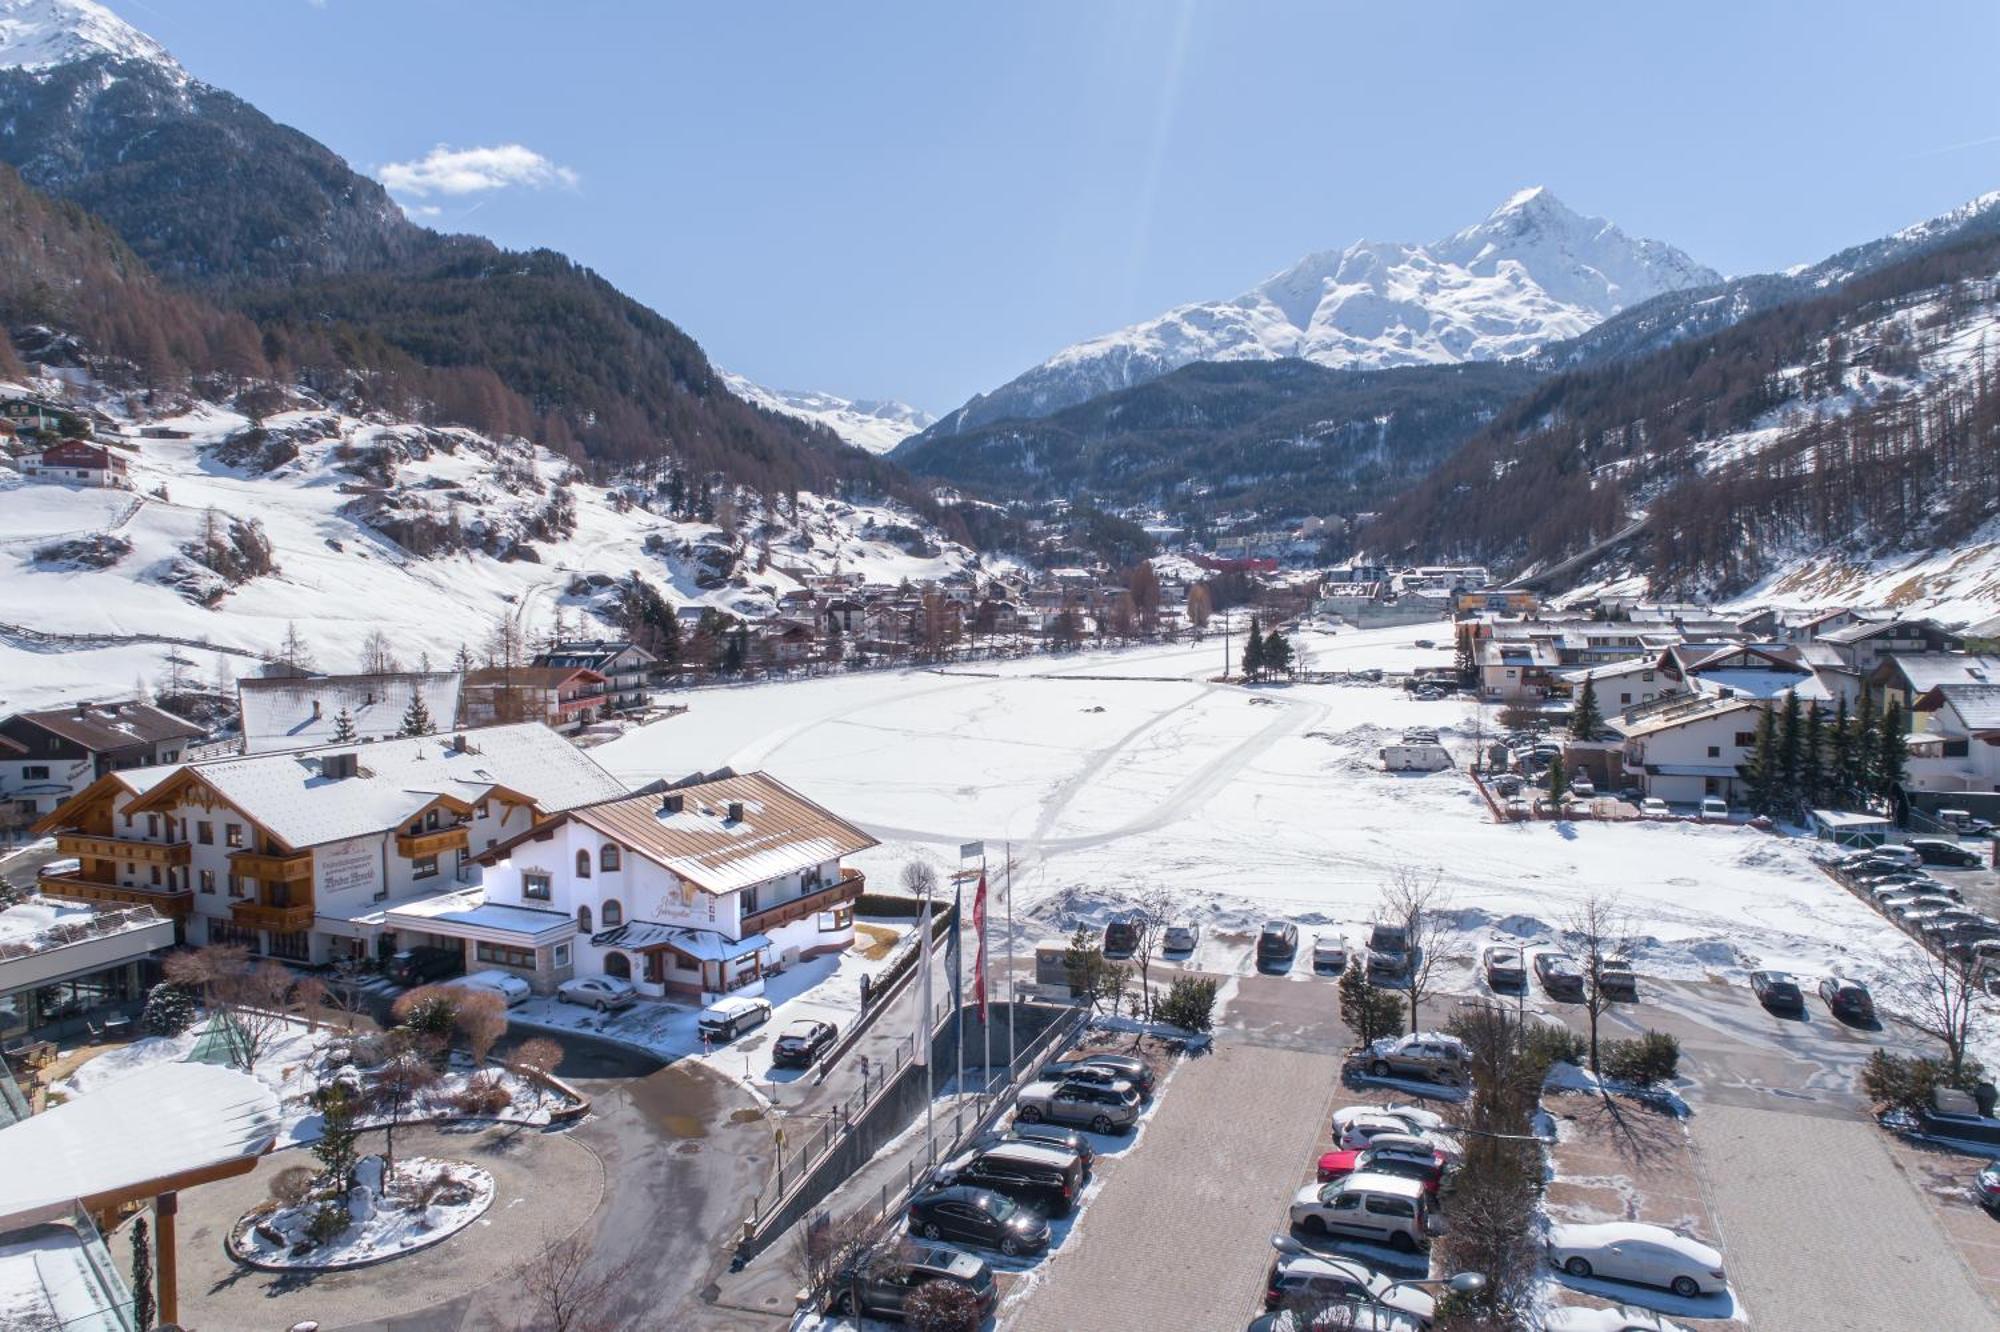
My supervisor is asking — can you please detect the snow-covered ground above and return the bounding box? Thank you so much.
[230,1154,494,1271]
[597,622,1962,1026]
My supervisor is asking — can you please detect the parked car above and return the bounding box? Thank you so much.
[1859,844,1924,869]
[1748,970,1805,1013]
[1362,1032,1469,1087]
[1318,1142,1448,1196]
[1699,796,1730,822]
[1333,1102,1450,1135]
[1535,951,1585,999]
[1162,922,1200,953]
[830,1242,997,1322]
[906,1185,1050,1258]
[1289,1171,1433,1252]
[449,969,531,1008]
[1546,1221,1726,1298]
[771,1018,838,1067]
[971,1125,1095,1177]
[1264,1251,1437,1321]
[1910,837,1984,868]
[1482,945,1526,990]
[1102,916,1141,957]
[1335,1113,1457,1156]
[1249,1305,1424,1332]
[1817,976,1874,1023]
[1258,920,1300,966]
[696,994,772,1042]
[1638,798,1672,819]
[1312,934,1349,973]
[386,946,463,986]
[1014,1078,1141,1134]
[1938,808,1995,835]
[1366,921,1412,980]
[932,1140,1087,1218]
[1569,776,1596,798]
[1043,1052,1155,1098]
[1597,955,1638,1000]
[555,974,638,1012]
[1542,1305,1692,1332]
[1978,1159,2000,1212]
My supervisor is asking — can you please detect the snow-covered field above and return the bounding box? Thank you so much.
[599,622,1950,1008]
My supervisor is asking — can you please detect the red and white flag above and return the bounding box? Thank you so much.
[973,870,989,1023]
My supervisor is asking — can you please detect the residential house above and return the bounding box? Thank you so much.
[461,666,609,734]
[1868,653,2000,724]
[823,598,865,636]
[533,640,657,712]
[1608,693,1767,805]
[1817,618,1964,676]
[1561,657,1677,715]
[1660,643,1828,703]
[0,702,204,817]
[1905,683,2000,793]
[754,619,816,665]
[28,724,629,960]
[237,672,465,754]
[1477,639,1562,702]
[450,772,877,999]
[19,439,128,487]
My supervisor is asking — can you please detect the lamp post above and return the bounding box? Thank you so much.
[1269,1235,1486,1317]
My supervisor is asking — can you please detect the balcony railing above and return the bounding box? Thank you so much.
[55,833,191,868]
[230,899,316,934]
[740,869,864,937]
[38,870,194,918]
[230,848,314,883]
[396,826,469,859]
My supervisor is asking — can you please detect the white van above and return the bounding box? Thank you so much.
[1289,1171,1433,1253]
[697,994,773,1042]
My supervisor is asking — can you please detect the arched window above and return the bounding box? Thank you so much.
[602,899,623,928]
[603,951,631,980]
[576,904,592,933]
[575,849,592,879]
[600,844,621,873]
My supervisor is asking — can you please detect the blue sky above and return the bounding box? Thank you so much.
[123,0,2000,414]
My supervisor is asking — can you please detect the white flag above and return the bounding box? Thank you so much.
[913,890,932,1066]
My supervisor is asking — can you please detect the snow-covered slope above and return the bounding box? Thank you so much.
[0,0,174,73]
[720,372,933,455]
[0,379,981,712]
[920,188,1718,438]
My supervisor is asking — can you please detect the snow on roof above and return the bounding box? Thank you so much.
[237,672,465,755]
[1609,693,1758,739]
[564,772,877,894]
[594,921,771,960]
[1879,653,2000,692]
[1690,669,1829,702]
[1933,682,2000,731]
[1546,1220,1720,1263]
[1558,655,1656,683]
[136,723,628,850]
[0,1062,278,1218]
[382,887,575,941]
[13,699,202,753]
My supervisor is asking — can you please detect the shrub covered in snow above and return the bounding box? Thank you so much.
[140,981,196,1037]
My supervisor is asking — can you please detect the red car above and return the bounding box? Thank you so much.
[1317,1145,1446,1195]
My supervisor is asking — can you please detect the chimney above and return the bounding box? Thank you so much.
[660,792,684,815]
[452,733,469,753]
[322,752,358,781]
[312,700,323,719]
[727,800,744,823]
[75,700,88,718]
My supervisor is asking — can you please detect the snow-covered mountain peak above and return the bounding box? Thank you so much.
[721,371,934,454]
[0,0,175,73]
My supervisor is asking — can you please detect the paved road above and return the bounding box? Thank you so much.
[1007,974,1344,1332]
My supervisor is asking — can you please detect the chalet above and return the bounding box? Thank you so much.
[19,439,128,487]
[1817,618,1964,676]
[454,772,876,999]
[236,672,465,755]
[1608,693,1766,805]
[1561,657,1677,715]
[1,398,66,436]
[1868,653,2000,723]
[1661,643,1827,702]
[824,598,865,635]
[0,702,204,817]
[28,724,629,961]
[1906,683,2000,793]
[1477,638,1562,702]
[754,618,816,665]
[533,640,656,712]
[461,666,609,734]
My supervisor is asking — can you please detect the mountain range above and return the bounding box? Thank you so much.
[914,187,1719,441]
[719,373,934,455]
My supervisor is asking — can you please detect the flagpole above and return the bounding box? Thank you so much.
[953,859,965,1103]
[981,850,991,1088]
[918,873,933,1158]
[1005,841,1015,1076]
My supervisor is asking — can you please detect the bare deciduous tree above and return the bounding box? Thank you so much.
[509,1036,566,1111]
[899,858,939,902]
[454,987,510,1086]
[161,945,297,1073]
[1125,887,1175,1022]
[1380,865,1454,1036]
[1564,891,1633,1076]
[1890,944,1983,1076]
[291,974,329,1034]
[517,1230,635,1332]
[793,1208,874,1304]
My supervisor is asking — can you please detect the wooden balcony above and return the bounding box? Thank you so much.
[229,848,314,884]
[740,870,864,937]
[396,826,469,859]
[231,899,316,934]
[38,870,194,918]
[54,833,191,868]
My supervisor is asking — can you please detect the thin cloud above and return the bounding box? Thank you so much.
[378,143,579,198]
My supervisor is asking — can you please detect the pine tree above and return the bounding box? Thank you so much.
[1547,751,1569,804]
[1242,615,1266,680]
[399,684,434,737]
[1263,629,1293,678]
[1777,691,1804,810]
[1829,695,1854,804]
[1801,701,1827,810]
[1876,700,1908,796]
[1851,691,1879,796]
[1748,705,1780,815]
[130,1216,154,1332]
[330,706,358,743]
[1454,624,1477,685]
[311,1083,360,1194]
[1571,675,1603,741]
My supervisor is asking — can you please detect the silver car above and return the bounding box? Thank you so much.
[1162,922,1200,952]
[1014,1078,1141,1134]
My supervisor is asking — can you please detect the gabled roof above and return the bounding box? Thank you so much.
[11,701,203,753]
[1819,617,1954,645]
[1609,693,1761,740]
[534,640,655,671]
[1873,653,2000,693]
[237,672,464,755]
[463,666,606,690]
[512,771,878,895]
[1920,682,2000,732]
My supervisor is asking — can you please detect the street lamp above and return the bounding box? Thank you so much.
[1269,1234,1487,1309]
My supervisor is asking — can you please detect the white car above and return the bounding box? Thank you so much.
[450,969,532,1008]
[1542,1305,1691,1332]
[1699,797,1729,821]
[556,974,638,1011]
[1639,797,1672,819]
[1332,1102,1449,1135]
[1312,934,1349,972]
[1548,1220,1726,1298]
[1266,1252,1436,1322]
[1162,922,1200,952]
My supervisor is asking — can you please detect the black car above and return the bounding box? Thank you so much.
[386,946,462,986]
[1258,920,1299,966]
[971,1125,1095,1177]
[831,1242,996,1322]
[1102,916,1141,958]
[1750,969,1805,1012]
[933,1141,1087,1218]
[1910,838,1984,868]
[771,1018,838,1068]
[1817,975,1875,1023]
[906,1185,1050,1257]
[1533,951,1584,999]
[1042,1053,1156,1099]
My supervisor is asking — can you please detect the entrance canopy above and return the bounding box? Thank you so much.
[0,1062,280,1220]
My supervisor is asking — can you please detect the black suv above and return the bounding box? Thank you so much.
[386,946,462,986]
[831,1242,996,1321]
[1102,916,1141,957]
[771,1019,838,1068]
[935,1141,1087,1217]
[1257,920,1299,966]
[1043,1053,1155,1099]
[970,1125,1095,1177]
[1910,838,1983,868]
